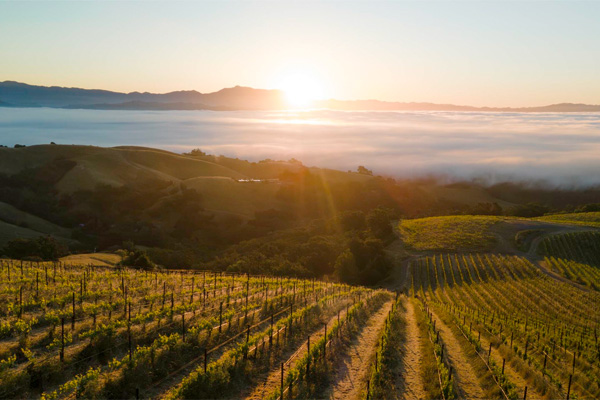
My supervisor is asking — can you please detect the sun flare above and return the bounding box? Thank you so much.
[278,72,324,108]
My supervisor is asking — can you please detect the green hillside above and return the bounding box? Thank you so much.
[537,212,600,227]
[538,231,600,266]
[399,215,503,252]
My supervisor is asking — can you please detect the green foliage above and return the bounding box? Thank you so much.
[366,296,407,400]
[2,236,67,260]
[366,207,395,240]
[399,215,501,252]
[120,250,156,270]
[537,212,600,228]
[545,256,600,290]
[334,250,359,284]
[538,231,600,266]
[357,165,373,175]
[338,210,366,232]
[507,203,550,218]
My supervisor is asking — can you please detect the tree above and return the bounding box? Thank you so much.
[334,250,359,284]
[120,250,156,270]
[339,210,366,231]
[366,208,394,239]
[357,166,373,175]
[508,203,550,218]
[2,236,66,260]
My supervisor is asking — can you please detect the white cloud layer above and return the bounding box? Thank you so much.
[2,108,600,187]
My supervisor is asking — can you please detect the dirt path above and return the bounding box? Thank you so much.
[396,300,427,400]
[327,300,393,400]
[430,311,487,400]
[523,228,594,292]
[243,304,351,400]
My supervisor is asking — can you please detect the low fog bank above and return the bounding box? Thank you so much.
[2,107,600,188]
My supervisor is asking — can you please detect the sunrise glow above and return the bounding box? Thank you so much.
[278,72,324,108]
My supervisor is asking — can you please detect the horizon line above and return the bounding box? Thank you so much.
[2,79,600,110]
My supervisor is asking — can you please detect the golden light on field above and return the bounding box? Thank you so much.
[278,72,324,108]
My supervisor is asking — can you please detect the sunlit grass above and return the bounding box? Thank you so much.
[536,212,600,227]
[399,215,502,252]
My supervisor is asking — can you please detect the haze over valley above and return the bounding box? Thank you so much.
[2,105,600,186]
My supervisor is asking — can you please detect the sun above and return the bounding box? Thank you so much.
[278,72,324,108]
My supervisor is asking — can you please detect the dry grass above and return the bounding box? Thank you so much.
[536,212,600,228]
[59,253,121,267]
[399,216,502,252]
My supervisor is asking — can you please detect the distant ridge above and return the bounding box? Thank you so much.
[1,80,600,112]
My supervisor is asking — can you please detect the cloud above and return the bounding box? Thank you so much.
[2,107,600,186]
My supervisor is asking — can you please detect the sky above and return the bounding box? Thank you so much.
[1,1,600,107]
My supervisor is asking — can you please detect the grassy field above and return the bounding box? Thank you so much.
[399,215,503,252]
[0,202,73,248]
[537,212,600,227]
[59,253,122,267]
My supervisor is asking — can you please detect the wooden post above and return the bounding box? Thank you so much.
[323,324,327,359]
[543,353,547,372]
[270,314,274,345]
[366,379,370,400]
[307,335,310,376]
[128,325,132,362]
[182,313,186,342]
[566,375,572,400]
[289,304,293,337]
[502,358,506,374]
[219,302,223,333]
[60,317,65,362]
[204,348,208,373]
[72,292,75,329]
[281,362,284,400]
[523,386,527,400]
[19,286,23,319]
[191,277,195,304]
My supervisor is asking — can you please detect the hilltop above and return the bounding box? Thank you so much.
[2,81,600,112]
[3,144,600,277]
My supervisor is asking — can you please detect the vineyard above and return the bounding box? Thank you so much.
[0,260,394,399]
[409,253,600,400]
[2,218,600,399]
[538,231,600,267]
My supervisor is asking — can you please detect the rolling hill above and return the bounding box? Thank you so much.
[3,80,600,112]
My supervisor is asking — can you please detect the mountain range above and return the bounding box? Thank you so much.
[1,80,600,112]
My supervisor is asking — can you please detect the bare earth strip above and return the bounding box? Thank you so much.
[327,300,393,400]
[396,299,427,400]
[431,311,487,400]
